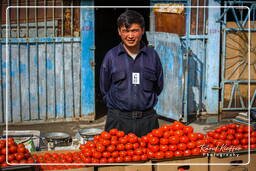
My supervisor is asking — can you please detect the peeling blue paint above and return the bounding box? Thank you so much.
[20,63,26,73]
[46,59,53,70]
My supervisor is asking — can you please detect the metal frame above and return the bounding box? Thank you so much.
[220,1,256,111]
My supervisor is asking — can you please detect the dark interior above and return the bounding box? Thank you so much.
[94,0,150,119]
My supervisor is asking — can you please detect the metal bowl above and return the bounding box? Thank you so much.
[43,132,71,141]
[78,128,103,138]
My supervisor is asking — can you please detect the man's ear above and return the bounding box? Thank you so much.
[118,28,122,36]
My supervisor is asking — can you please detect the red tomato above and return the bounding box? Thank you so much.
[207,131,215,137]
[169,136,179,144]
[215,128,222,133]
[179,136,189,143]
[168,144,177,151]
[129,137,138,144]
[172,121,185,130]
[183,149,192,157]
[141,136,149,143]
[232,139,240,145]
[163,131,172,138]
[116,131,125,138]
[155,151,165,159]
[160,125,170,132]
[152,129,163,137]
[174,150,183,157]
[213,133,220,139]
[107,145,115,152]
[125,143,133,150]
[7,154,15,162]
[101,131,111,140]
[240,138,248,145]
[147,150,155,158]
[0,155,6,163]
[197,133,205,140]
[187,142,196,149]
[115,156,124,163]
[225,140,232,146]
[96,144,105,152]
[227,134,235,140]
[8,145,17,154]
[188,133,198,141]
[215,140,225,146]
[251,131,256,137]
[165,151,173,158]
[177,143,187,151]
[111,151,119,158]
[116,144,125,151]
[119,137,128,144]
[150,145,160,152]
[183,126,194,134]
[16,153,25,161]
[196,140,206,147]
[119,151,127,157]
[219,133,227,140]
[134,148,143,155]
[1,148,7,155]
[235,133,243,139]
[124,156,132,162]
[174,130,184,137]
[107,157,115,163]
[191,148,201,155]
[92,151,102,159]
[132,155,141,161]
[127,150,134,156]
[220,125,228,131]
[149,137,159,145]
[100,139,110,146]
[141,154,148,161]
[159,145,169,152]
[133,143,139,149]
[228,124,237,129]
[109,129,118,135]
[160,138,169,145]
[227,129,236,135]
[140,141,147,147]
[250,137,256,144]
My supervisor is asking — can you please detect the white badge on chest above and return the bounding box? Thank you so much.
[132,73,140,85]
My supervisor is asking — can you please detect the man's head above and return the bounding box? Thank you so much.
[117,10,145,52]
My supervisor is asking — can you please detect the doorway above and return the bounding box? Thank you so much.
[94,0,150,119]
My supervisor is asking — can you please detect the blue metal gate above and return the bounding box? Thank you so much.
[0,0,95,123]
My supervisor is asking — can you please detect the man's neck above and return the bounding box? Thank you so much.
[123,44,140,54]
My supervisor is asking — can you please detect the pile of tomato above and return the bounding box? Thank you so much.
[33,152,90,170]
[0,137,35,168]
[205,123,256,152]
[78,121,208,163]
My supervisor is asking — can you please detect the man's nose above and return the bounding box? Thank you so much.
[128,31,134,38]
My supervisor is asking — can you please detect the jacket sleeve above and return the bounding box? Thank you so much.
[100,53,111,102]
[155,51,164,96]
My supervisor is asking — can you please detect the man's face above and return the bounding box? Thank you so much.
[118,24,144,50]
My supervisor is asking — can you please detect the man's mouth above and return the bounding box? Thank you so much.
[127,40,135,44]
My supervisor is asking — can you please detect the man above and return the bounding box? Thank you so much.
[100,10,163,137]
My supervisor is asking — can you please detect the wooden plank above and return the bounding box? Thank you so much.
[80,3,95,116]
[29,44,39,120]
[0,44,3,123]
[46,43,56,119]
[11,45,21,122]
[64,43,74,118]
[20,44,30,121]
[1,44,7,123]
[73,43,81,117]
[55,43,64,118]
[38,43,47,120]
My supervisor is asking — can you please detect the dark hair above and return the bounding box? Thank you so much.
[117,10,145,29]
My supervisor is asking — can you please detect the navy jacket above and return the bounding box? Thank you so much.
[100,42,163,111]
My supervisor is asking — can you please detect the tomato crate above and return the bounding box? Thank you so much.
[0,165,38,171]
[151,155,208,171]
